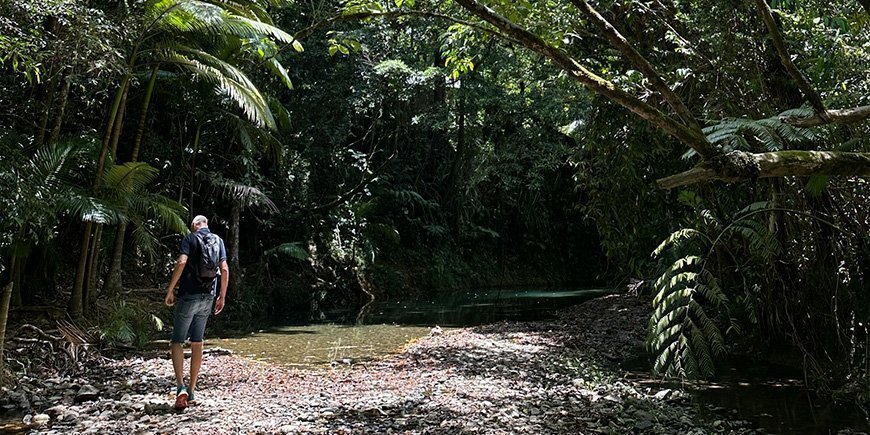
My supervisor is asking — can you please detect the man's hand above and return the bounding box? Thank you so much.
[214,296,225,315]
[164,290,175,307]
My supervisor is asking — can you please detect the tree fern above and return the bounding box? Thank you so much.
[684,112,821,159]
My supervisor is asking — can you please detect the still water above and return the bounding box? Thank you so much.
[215,287,611,367]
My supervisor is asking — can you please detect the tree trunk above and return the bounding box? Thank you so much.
[11,255,22,308]
[95,77,129,188]
[70,78,129,317]
[48,75,72,147]
[656,151,870,189]
[130,66,159,162]
[453,0,716,157]
[447,91,467,239]
[68,221,93,318]
[229,199,241,298]
[85,225,103,310]
[104,223,127,295]
[109,85,129,160]
[105,66,159,295]
[189,125,202,214]
[34,72,59,148]
[0,280,13,373]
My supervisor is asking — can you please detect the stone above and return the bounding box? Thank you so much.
[74,385,100,404]
[653,389,673,400]
[635,419,654,430]
[33,413,50,425]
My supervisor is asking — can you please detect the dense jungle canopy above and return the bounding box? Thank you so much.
[0,0,868,399]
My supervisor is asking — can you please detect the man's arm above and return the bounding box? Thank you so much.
[214,260,229,314]
[164,254,188,306]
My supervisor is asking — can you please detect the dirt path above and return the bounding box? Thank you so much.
[14,295,758,434]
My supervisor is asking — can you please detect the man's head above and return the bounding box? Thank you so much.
[190,215,208,232]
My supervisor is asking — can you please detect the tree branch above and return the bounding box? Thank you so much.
[782,105,870,127]
[657,151,870,189]
[752,0,827,114]
[568,0,702,133]
[454,0,717,157]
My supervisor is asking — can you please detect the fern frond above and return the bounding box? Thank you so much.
[265,242,309,260]
[730,219,780,261]
[652,228,703,257]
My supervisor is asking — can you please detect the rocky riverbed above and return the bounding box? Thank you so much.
[3,294,763,434]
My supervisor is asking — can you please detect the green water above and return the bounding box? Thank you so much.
[212,324,434,367]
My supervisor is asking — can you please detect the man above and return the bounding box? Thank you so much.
[164,215,229,410]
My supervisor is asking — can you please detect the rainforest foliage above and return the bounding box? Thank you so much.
[1,0,868,393]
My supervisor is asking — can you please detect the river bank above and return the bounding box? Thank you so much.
[5,294,764,433]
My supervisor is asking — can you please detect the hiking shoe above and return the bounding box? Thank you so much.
[174,389,189,411]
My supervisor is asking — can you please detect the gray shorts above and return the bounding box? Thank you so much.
[171,293,214,343]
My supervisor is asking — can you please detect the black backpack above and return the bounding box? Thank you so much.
[194,232,221,283]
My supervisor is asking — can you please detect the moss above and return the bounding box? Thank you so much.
[708,151,761,180]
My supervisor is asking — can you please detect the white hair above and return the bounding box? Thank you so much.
[191,215,208,227]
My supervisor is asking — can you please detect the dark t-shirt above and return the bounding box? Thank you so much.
[179,227,227,297]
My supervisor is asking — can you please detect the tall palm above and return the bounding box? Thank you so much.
[86,0,302,304]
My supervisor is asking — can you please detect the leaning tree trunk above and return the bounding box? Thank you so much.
[105,66,159,295]
[656,151,870,189]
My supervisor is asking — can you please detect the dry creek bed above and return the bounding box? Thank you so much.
[4,295,775,434]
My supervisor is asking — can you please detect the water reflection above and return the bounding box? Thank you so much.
[333,287,613,326]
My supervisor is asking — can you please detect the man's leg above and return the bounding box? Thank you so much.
[186,295,212,401]
[189,341,203,393]
[171,296,194,409]
[171,342,186,387]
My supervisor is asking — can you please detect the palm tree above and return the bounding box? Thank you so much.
[0,131,186,371]
[80,0,302,307]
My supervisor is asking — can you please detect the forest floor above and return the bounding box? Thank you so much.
[6,294,765,434]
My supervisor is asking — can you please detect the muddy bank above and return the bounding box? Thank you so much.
[5,294,761,434]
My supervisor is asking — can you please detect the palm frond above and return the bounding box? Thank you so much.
[207,175,278,212]
[162,48,276,129]
[127,193,188,234]
[101,162,159,195]
[59,190,124,224]
[264,57,293,90]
